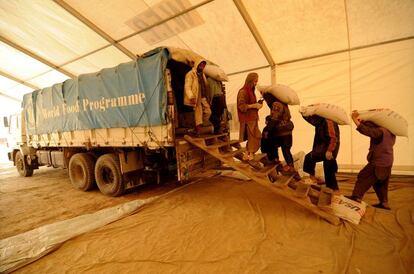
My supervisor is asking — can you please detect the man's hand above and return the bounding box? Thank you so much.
[256,102,263,109]
[325,150,333,160]
[351,110,361,126]
[351,110,359,119]
[248,103,262,109]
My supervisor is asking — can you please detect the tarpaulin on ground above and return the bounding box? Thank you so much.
[2,176,413,273]
[22,48,170,135]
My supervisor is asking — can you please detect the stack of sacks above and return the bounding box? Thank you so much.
[257,84,300,105]
[169,47,228,82]
[300,103,350,125]
[356,108,408,137]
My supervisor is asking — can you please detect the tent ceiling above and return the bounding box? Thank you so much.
[63,0,207,40]
[0,41,50,81]
[1,0,413,98]
[0,1,116,65]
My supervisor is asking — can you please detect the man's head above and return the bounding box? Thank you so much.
[245,72,259,88]
[197,61,206,72]
[263,92,276,108]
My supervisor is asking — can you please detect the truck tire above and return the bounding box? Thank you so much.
[95,153,125,196]
[15,151,33,177]
[69,153,96,191]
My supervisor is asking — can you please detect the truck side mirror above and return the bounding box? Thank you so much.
[3,116,8,128]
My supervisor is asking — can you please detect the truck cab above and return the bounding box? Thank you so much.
[3,113,22,162]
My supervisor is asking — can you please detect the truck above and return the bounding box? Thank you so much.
[6,47,229,196]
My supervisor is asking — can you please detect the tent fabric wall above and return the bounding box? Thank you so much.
[0,0,413,173]
[225,40,414,173]
[349,40,414,170]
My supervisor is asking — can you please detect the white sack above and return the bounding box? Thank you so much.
[357,109,408,137]
[203,64,228,81]
[257,84,300,105]
[331,195,367,225]
[168,47,203,67]
[300,103,350,125]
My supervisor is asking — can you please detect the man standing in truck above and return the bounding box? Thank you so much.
[184,60,211,136]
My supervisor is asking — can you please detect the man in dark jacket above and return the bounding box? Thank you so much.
[302,115,340,192]
[346,111,396,209]
[260,92,297,177]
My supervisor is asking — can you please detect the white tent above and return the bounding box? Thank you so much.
[0,0,413,173]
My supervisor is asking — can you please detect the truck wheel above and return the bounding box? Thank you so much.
[69,153,96,191]
[15,151,33,177]
[95,153,124,196]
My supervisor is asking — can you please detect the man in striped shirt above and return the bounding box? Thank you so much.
[302,115,340,192]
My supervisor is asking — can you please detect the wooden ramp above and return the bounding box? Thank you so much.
[184,134,341,226]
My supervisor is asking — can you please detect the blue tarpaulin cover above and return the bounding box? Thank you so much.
[22,48,170,135]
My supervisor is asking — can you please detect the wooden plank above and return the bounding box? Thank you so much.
[222,147,246,158]
[206,140,241,150]
[183,158,203,167]
[190,133,229,141]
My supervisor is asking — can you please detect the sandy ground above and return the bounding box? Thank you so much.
[1,163,414,273]
[0,163,180,239]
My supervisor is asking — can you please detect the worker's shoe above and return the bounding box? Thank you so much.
[248,159,263,170]
[186,126,201,137]
[268,169,278,183]
[310,175,325,185]
[242,152,252,161]
[293,172,301,181]
[280,165,297,176]
[332,189,342,195]
[261,158,280,167]
[275,163,283,174]
[372,203,391,210]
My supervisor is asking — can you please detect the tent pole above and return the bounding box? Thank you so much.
[276,36,414,66]
[0,92,21,102]
[271,65,276,85]
[53,0,136,60]
[0,36,75,79]
[233,0,275,68]
[0,70,39,90]
[344,0,354,173]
